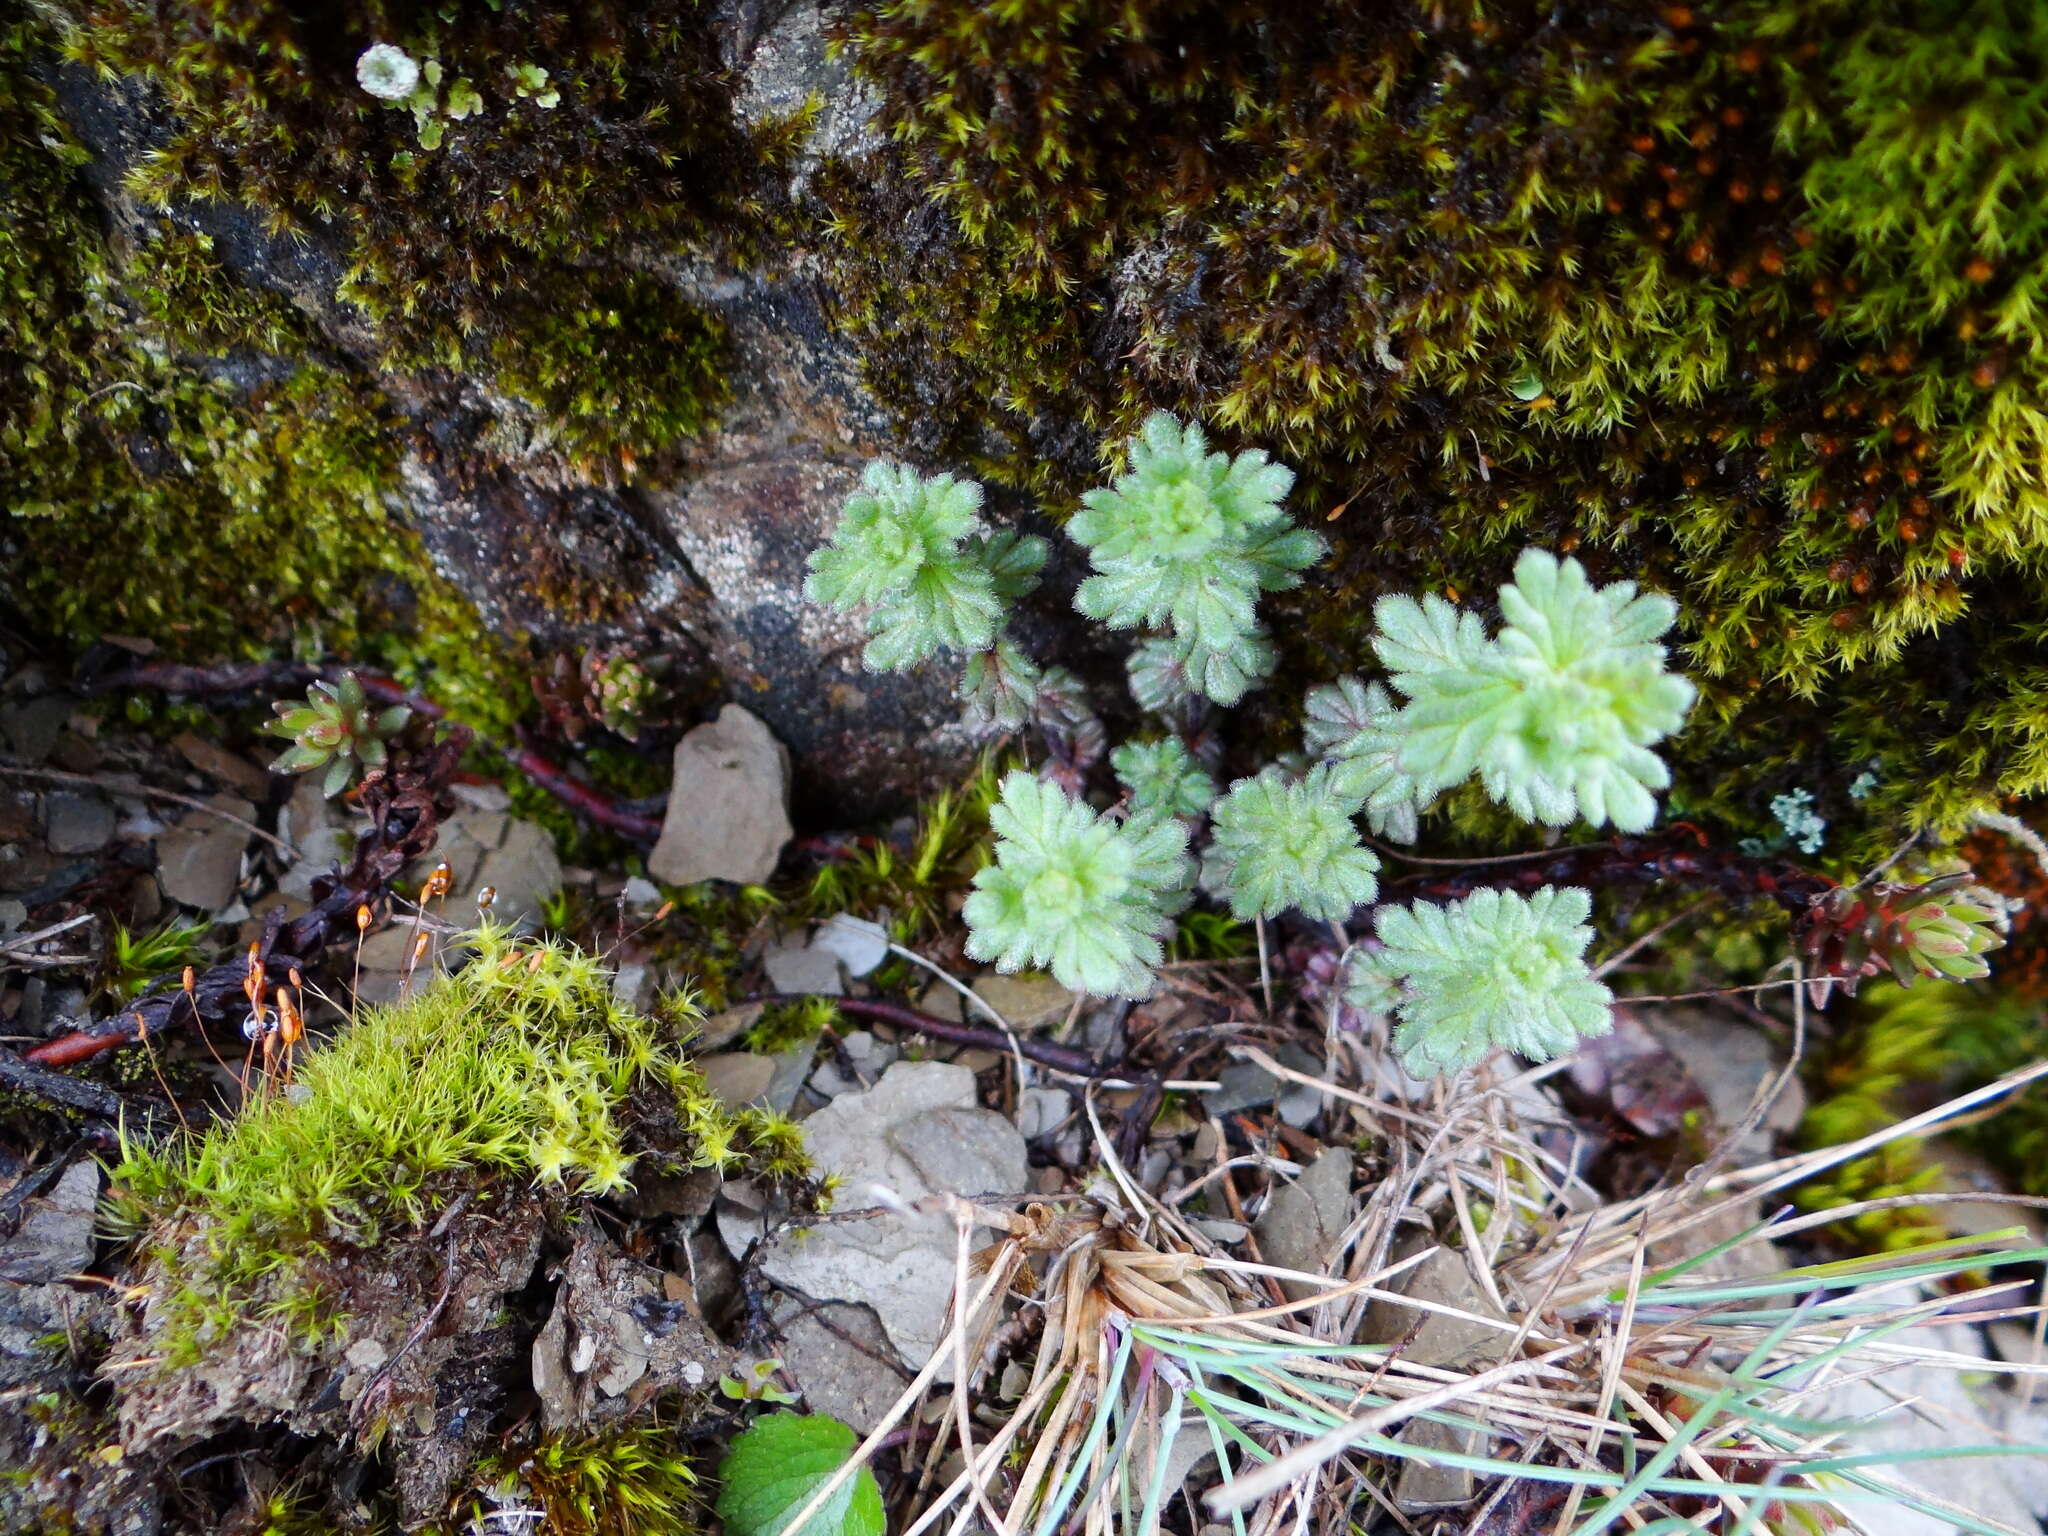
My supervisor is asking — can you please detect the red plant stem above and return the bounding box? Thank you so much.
[510,726,664,841]
[745,993,1105,1078]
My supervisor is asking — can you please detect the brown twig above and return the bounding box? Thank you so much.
[744,994,1105,1078]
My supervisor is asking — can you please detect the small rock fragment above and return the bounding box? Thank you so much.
[472,817,563,928]
[155,794,253,911]
[771,1297,906,1434]
[647,706,793,886]
[811,913,890,977]
[812,1030,898,1097]
[277,774,352,902]
[1252,1149,1353,1303]
[735,1062,1026,1371]
[969,972,1083,1031]
[699,1052,777,1109]
[1204,1060,1280,1117]
[763,940,843,996]
[0,696,74,765]
[42,792,114,856]
[171,732,273,799]
[0,1161,99,1283]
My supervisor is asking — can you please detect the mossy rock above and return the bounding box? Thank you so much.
[818,0,2048,848]
[103,929,808,1523]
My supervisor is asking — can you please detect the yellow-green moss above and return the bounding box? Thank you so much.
[444,1422,702,1536]
[1795,978,2046,1247]
[491,272,731,477]
[106,928,809,1364]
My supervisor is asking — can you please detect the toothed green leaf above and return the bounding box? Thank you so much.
[715,1414,884,1536]
[963,769,1189,998]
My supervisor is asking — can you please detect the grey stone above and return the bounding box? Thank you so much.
[811,913,890,978]
[1639,1008,1804,1153]
[969,972,1083,1032]
[0,841,57,895]
[763,1039,820,1113]
[0,899,24,934]
[739,1062,1026,1370]
[1015,1086,1072,1142]
[1252,1149,1354,1303]
[448,781,512,813]
[611,961,656,1014]
[1814,1319,2045,1536]
[1204,1061,1280,1116]
[44,792,115,855]
[277,774,352,901]
[1359,1247,1511,1366]
[0,696,74,765]
[171,732,273,798]
[648,706,793,887]
[763,941,842,996]
[1357,1243,1515,1514]
[155,794,254,911]
[771,1297,906,1434]
[699,1052,777,1109]
[0,1161,100,1284]
[694,1003,763,1052]
[812,1030,899,1098]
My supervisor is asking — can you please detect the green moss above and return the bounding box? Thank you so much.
[790,756,1005,938]
[106,927,810,1363]
[744,996,838,1055]
[2,16,523,729]
[1795,978,2046,1247]
[821,0,2048,846]
[492,272,730,477]
[65,0,801,467]
[124,226,307,356]
[446,1422,701,1536]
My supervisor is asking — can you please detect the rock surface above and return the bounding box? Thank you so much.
[1252,1149,1353,1303]
[728,1061,1026,1370]
[154,794,253,911]
[530,1232,731,1432]
[649,705,794,886]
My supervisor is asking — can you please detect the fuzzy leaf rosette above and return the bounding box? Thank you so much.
[1365,886,1614,1077]
[963,770,1191,998]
